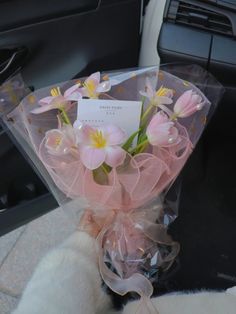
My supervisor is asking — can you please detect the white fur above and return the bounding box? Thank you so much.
[12,231,112,314]
[123,291,236,314]
[12,230,236,314]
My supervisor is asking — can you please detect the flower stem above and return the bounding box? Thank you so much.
[60,107,71,125]
[140,96,146,117]
[93,163,111,185]
[129,138,149,154]
[101,164,109,175]
[122,128,141,152]
[138,141,149,154]
[140,102,153,126]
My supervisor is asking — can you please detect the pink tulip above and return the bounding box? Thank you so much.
[174,90,203,118]
[31,85,82,114]
[45,125,79,156]
[79,124,126,170]
[140,78,173,106]
[146,111,180,147]
[79,72,111,99]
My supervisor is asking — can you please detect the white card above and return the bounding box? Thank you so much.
[77,99,142,144]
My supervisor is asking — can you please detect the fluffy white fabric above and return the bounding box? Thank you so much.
[123,290,236,314]
[12,231,112,314]
[13,230,236,314]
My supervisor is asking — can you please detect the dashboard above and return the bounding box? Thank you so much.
[158,0,236,86]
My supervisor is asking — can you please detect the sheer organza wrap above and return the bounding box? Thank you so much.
[0,65,224,313]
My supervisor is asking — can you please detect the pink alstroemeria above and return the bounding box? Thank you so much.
[45,125,79,156]
[79,72,111,99]
[173,90,203,118]
[31,85,82,114]
[146,111,179,147]
[79,124,126,170]
[140,78,173,106]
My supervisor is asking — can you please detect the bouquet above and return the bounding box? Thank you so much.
[0,65,223,313]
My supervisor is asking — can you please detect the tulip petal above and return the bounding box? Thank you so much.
[89,72,100,85]
[139,78,155,99]
[146,111,180,147]
[196,102,204,110]
[79,125,94,145]
[64,85,80,99]
[96,81,111,93]
[145,78,155,99]
[80,146,106,170]
[174,90,193,115]
[49,96,72,112]
[65,91,82,101]
[50,95,67,106]
[148,111,169,128]
[44,128,76,155]
[39,96,54,105]
[157,96,173,106]
[192,94,202,104]
[105,146,126,168]
[31,103,55,114]
[79,87,88,97]
[174,89,204,118]
[102,124,126,145]
[168,126,180,145]
[45,129,63,154]
[62,125,78,146]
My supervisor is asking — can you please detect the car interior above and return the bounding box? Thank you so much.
[0,0,236,302]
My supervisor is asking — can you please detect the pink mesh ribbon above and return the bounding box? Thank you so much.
[95,205,180,314]
[38,123,192,210]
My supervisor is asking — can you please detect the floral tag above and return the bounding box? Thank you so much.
[77,99,142,143]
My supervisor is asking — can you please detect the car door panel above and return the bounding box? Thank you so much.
[0,0,99,32]
[0,0,142,235]
[0,0,141,88]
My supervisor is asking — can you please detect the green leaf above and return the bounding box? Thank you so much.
[140,96,146,118]
[137,130,148,145]
[102,163,112,174]
[122,129,141,152]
